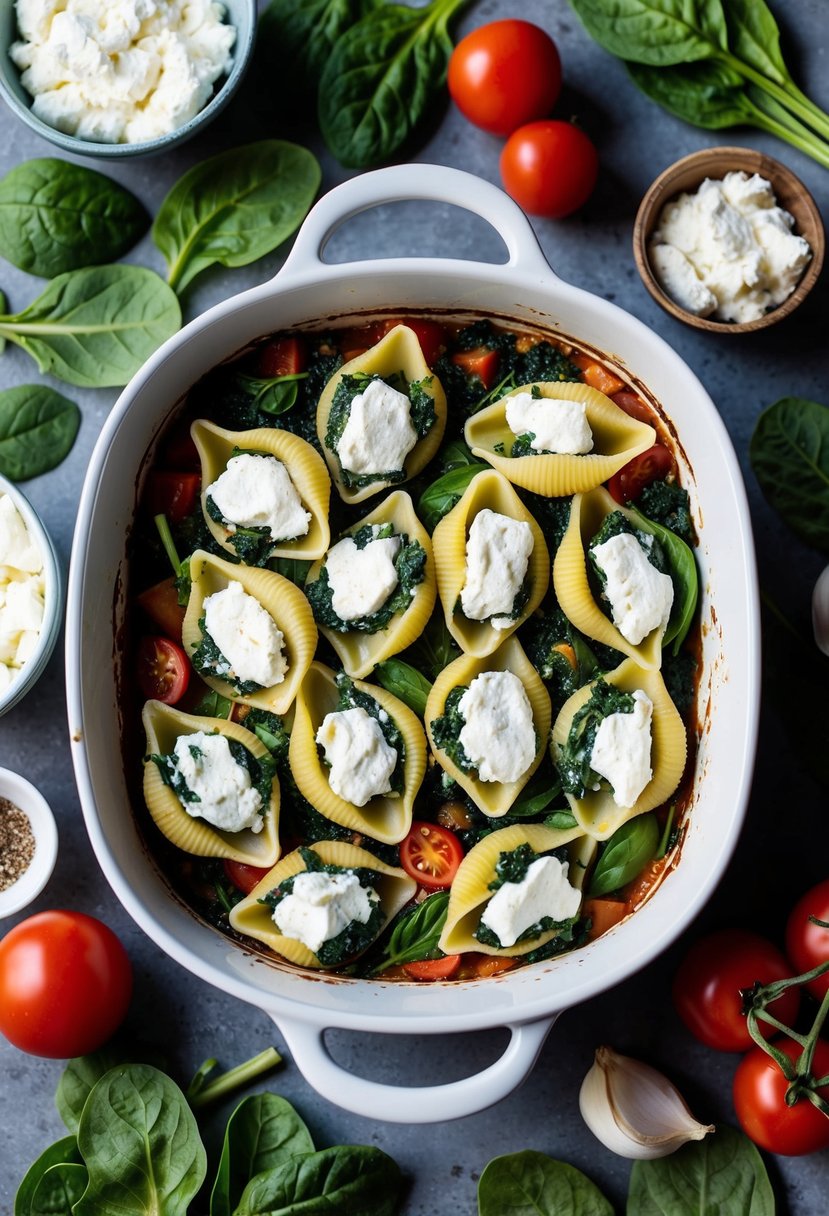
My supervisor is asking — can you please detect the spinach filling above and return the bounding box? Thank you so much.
[556,678,637,799]
[634,479,694,546]
[189,614,263,696]
[324,371,437,489]
[149,735,277,818]
[306,523,427,634]
[261,846,384,967]
[521,606,624,714]
[205,448,307,568]
[457,575,530,628]
[507,385,550,458]
[587,511,672,630]
[326,673,406,796]
[429,685,474,774]
[474,842,577,949]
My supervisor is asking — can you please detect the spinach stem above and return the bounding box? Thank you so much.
[721,51,829,143]
[154,513,182,578]
[188,1047,282,1109]
[744,96,829,170]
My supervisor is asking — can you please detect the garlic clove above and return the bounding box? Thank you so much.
[579,1045,714,1160]
[812,564,829,657]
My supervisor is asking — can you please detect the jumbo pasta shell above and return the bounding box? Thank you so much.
[439,824,595,957]
[304,491,436,679]
[182,550,317,714]
[230,842,416,968]
[464,382,654,496]
[424,637,551,817]
[432,469,550,657]
[142,701,280,864]
[192,419,330,560]
[289,663,426,844]
[550,658,687,840]
[316,325,448,505]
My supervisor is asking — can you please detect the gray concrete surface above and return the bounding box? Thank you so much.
[1,0,828,1211]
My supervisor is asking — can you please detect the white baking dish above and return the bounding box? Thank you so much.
[66,164,760,1124]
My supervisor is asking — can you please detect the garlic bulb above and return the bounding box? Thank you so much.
[579,1045,714,1160]
[812,565,829,657]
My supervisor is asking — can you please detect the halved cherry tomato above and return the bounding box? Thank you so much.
[223,859,271,895]
[147,471,200,524]
[583,897,627,941]
[611,390,654,426]
[257,336,306,378]
[400,821,464,890]
[785,879,829,1001]
[607,443,676,505]
[136,578,186,642]
[570,353,625,396]
[451,347,500,390]
[136,635,190,704]
[403,955,462,981]
[448,20,562,137]
[733,1036,829,1156]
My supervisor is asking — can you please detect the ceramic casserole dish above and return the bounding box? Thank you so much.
[66,165,760,1124]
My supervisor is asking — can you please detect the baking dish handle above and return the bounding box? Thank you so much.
[279,164,554,279]
[270,1012,557,1123]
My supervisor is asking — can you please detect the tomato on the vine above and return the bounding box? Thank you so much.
[607,443,675,505]
[672,929,800,1053]
[448,20,562,136]
[786,879,829,1000]
[0,911,132,1057]
[500,121,598,219]
[136,635,190,704]
[733,1037,829,1156]
[400,822,464,890]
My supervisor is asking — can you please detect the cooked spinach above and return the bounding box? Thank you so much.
[556,679,636,798]
[488,842,541,889]
[150,737,275,812]
[417,457,486,532]
[205,492,274,568]
[233,372,309,418]
[370,890,450,974]
[588,814,659,897]
[474,844,576,949]
[242,709,290,766]
[408,611,461,679]
[522,606,621,712]
[750,396,829,553]
[478,1150,613,1216]
[334,673,405,793]
[192,689,234,719]
[589,509,670,585]
[0,385,79,480]
[210,1093,314,1216]
[662,648,698,715]
[307,524,427,633]
[325,371,436,489]
[475,909,574,950]
[430,685,474,772]
[630,506,699,653]
[190,616,262,696]
[507,767,563,820]
[636,477,694,545]
[234,1145,402,1216]
[374,658,432,717]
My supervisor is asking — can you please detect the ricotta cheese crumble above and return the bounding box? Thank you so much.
[458,670,536,784]
[316,706,398,806]
[325,527,401,621]
[171,731,263,832]
[272,870,379,954]
[479,854,581,948]
[207,453,311,543]
[0,493,45,696]
[202,581,287,688]
[590,690,653,808]
[460,509,533,628]
[335,379,418,476]
[504,392,593,454]
[591,531,674,645]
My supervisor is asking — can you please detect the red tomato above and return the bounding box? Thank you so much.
[403,955,462,981]
[673,929,800,1053]
[160,422,200,470]
[448,20,562,136]
[257,336,306,378]
[451,347,500,389]
[147,471,200,524]
[786,880,829,1000]
[400,822,464,890]
[611,390,655,426]
[383,318,447,367]
[0,911,132,1057]
[569,353,625,396]
[136,578,185,643]
[223,859,272,895]
[500,121,598,219]
[607,443,675,504]
[734,1037,829,1155]
[136,635,190,704]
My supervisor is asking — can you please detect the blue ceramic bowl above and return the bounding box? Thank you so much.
[0,0,256,158]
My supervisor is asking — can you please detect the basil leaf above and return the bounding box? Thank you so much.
[0,159,149,278]
[372,890,450,973]
[153,141,321,295]
[374,659,432,717]
[477,1150,613,1216]
[235,1146,402,1216]
[568,0,728,67]
[508,770,562,819]
[74,1064,206,1216]
[0,385,79,480]
[56,1043,168,1134]
[588,814,659,897]
[15,1137,82,1216]
[210,1094,314,1216]
[418,462,485,532]
[258,0,377,92]
[0,266,181,388]
[630,506,698,653]
[30,1164,88,1216]
[750,397,829,553]
[318,0,469,169]
[628,1125,775,1216]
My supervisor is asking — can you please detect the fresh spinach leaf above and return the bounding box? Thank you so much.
[628,1124,775,1216]
[0,266,181,388]
[371,890,450,974]
[15,1136,82,1216]
[210,1093,314,1216]
[568,0,729,68]
[0,385,79,480]
[318,0,469,168]
[750,397,829,553]
[191,689,234,719]
[153,142,321,295]
[374,659,432,717]
[418,461,485,531]
[30,1164,88,1216]
[508,769,563,819]
[408,612,461,679]
[588,813,659,897]
[724,0,791,87]
[74,1064,206,1216]
[56,1043,167,1134]
[0,158,149,278]
[478,1150,613,1216]
[235,1145,402,1216]
[630,507,699,653]
[258,0,377,94]
[233,372,309,418]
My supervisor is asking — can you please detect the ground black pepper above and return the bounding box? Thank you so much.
[0,798,35,891]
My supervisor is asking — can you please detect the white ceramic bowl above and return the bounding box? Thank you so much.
[0,768,59,918]
[66,165,760,1124]
[0,474,63,718]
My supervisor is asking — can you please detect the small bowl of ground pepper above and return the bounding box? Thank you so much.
[0,768,58,917]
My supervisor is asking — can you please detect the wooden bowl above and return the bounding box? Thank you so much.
[633,147,824,333]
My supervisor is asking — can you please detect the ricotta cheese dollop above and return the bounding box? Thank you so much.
[648,172,812,323]
[202,580,287,688]
[316,706,398,806]
[591,532,674,646]
[460,509,534,629]
[458,670,536,784]
[504,392,593,455]
[590,690,653,808]
[272,870,379,955]
[207,453,311,543]
[11,0,236,144]
[0,493,45,697]
[171,731,263,833]
[336,379,418,476]
[324,527,401,621]
[479,854,581,948]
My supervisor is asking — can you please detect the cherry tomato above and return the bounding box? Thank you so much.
[257,336,306,378]
[448,20,562,136]
[451,347,500,389]
[673,930,800,1053]
[400,822,464,890]
[786,880,829,1000]
[160,422,200,470]
[223,859,272,895]
[147,471,200,524]
[136,635,190,704]
[136,578,186,643]
[607,443,675,505]
[403,954,462,981]
[500,121,598,219]
[733,1037,829,1156]
[0,911,132,1057]
[611,390,655,426]
[383,318,447,367]
[569,353,625,396]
